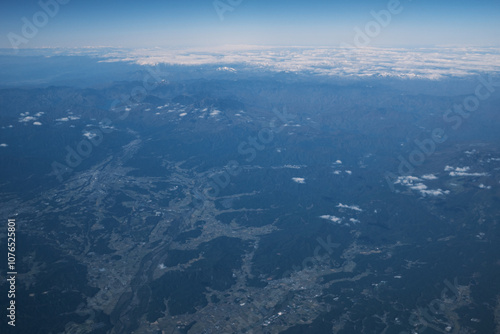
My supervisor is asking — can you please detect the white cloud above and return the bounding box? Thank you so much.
[421,174,438,180]
[446,166,488,177]
[395,176,421,186]
[210,109,221,117]
[420,189,450,196]
[292,177,305,184]
[0,143,8,147]
[56,115,79,122]
[217,66,236,72]
[33,122,42,126]
[410,183,428,191]
[449,171,488,177]
[320,215,342,223]
[284,164,304,169]
[272,165,306,169]
[395,176,449,197]
[85,46,500,80]
[19,116,36,123]
[83,131,97,139]
[99,121,114,131]
[337,203,363,212]
[345,170,352,175]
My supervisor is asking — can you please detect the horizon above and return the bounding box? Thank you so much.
[1,0,499,50]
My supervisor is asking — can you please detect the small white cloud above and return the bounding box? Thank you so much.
[56,117,69,122]
[395,176,421,186]
[335,160,342,164]
[292,177,306,184]
[33,121,42,126]
[395,176,449,197]
[179,113,187,117]
[444,166,485,176]
[449,171,488,177]
[320,215,342,223]
[420,189,450,196]
[337,203,363,212]
[284,164,304,169]
[333,170,341,175]
[99,122,114,130]
[0,143,8,147]
[19,116,36,123]
[345,170,352,175]
[83,131,97,139]
[210,109,221,116]
[217,66,236,72]
[422,174,438,180]
[410,183,428,191]
[479,184,492,189]
[349,218,360,224]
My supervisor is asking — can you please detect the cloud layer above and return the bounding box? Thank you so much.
[94,46,500,79]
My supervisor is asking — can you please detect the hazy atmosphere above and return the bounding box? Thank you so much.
[1,1,500,334]
[1,0,499,49]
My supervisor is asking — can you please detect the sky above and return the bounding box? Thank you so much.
[0,0,499,50]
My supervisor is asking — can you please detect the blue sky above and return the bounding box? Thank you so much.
[0,0,499,49]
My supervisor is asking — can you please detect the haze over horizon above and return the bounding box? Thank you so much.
[1,0,499,50]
